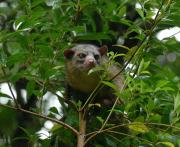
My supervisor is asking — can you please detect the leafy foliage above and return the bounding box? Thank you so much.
[0,0,180,146]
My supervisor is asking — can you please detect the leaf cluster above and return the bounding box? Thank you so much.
[0,0,180,146]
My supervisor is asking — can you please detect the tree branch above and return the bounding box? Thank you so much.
[0,103,79,135]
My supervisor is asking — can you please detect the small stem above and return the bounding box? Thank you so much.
[35,79,78,111]
[106,130,152,144]
[146,122,180,131]
[86,124,127,137]
[81,82,102,110]
[39,80,46,113]
[85,121,180,145]
[1,67,20,108]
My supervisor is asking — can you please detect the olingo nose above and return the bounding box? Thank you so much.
[86,59,95,68]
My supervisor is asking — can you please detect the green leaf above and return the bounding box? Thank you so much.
[31,0,45,8]
[65,109,78,126]
[137,59,151,75]
[37,44,53,57]
[147,98,155,112]
[49,107,59,115]
[88,66,104,75]
[128,122,149,133]
[113,44,130,51]
[157,142,175,147]
[7,52,28,66]
[156,80,170,88]
[26,81,36,97]
[19,127,31,137]
[174,93,180,116]
[0,108,17,135]
[76,32,112,42]
[140,71,151,75]
[160,87,174,91]
[96,116,104,124]
[51,124,62,133]
[136,8,145,20]
[117,6,126,17]
[101,81,118,90]
[155,80,171,92]
[0,92,12,99]
[134,116,144,122]
[149,114,161,123]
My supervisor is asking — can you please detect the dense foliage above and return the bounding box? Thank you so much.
[0,0,179,146]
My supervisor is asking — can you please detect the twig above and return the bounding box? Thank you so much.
[1,67,20,108]
[97,77,128,134]
[86,124,128,137]
[81,82,102,110]
[146,122,180,131]
[163,30,180,40]
[51,90,78,111]
[85,121,180,145]
[84,123,127,145]
[34,79,78,111]
[106,130,152,144]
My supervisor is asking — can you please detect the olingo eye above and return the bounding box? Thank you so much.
[77,53,86,58]
[94,54,100,60]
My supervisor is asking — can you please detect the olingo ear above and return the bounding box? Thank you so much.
[98,45,108,56]
[64,49,75,59]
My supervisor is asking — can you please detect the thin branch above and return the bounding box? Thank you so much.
[98,77,128,134]
[106,130,153,144]
[106,133,124,144]
[146,122,180,131]
[50,90,78,111]
[85,121,180,145]
[86,124,128,137]
[100,98,119,130]
[163,30,180,40]
[0,103,79,135]
[1,67,20,108]
[81,82,102,110]
[34,79,78,111]
[39,80,46,113]
[85,123,127,145]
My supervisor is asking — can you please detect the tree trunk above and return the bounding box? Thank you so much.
[77,110,86,147]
